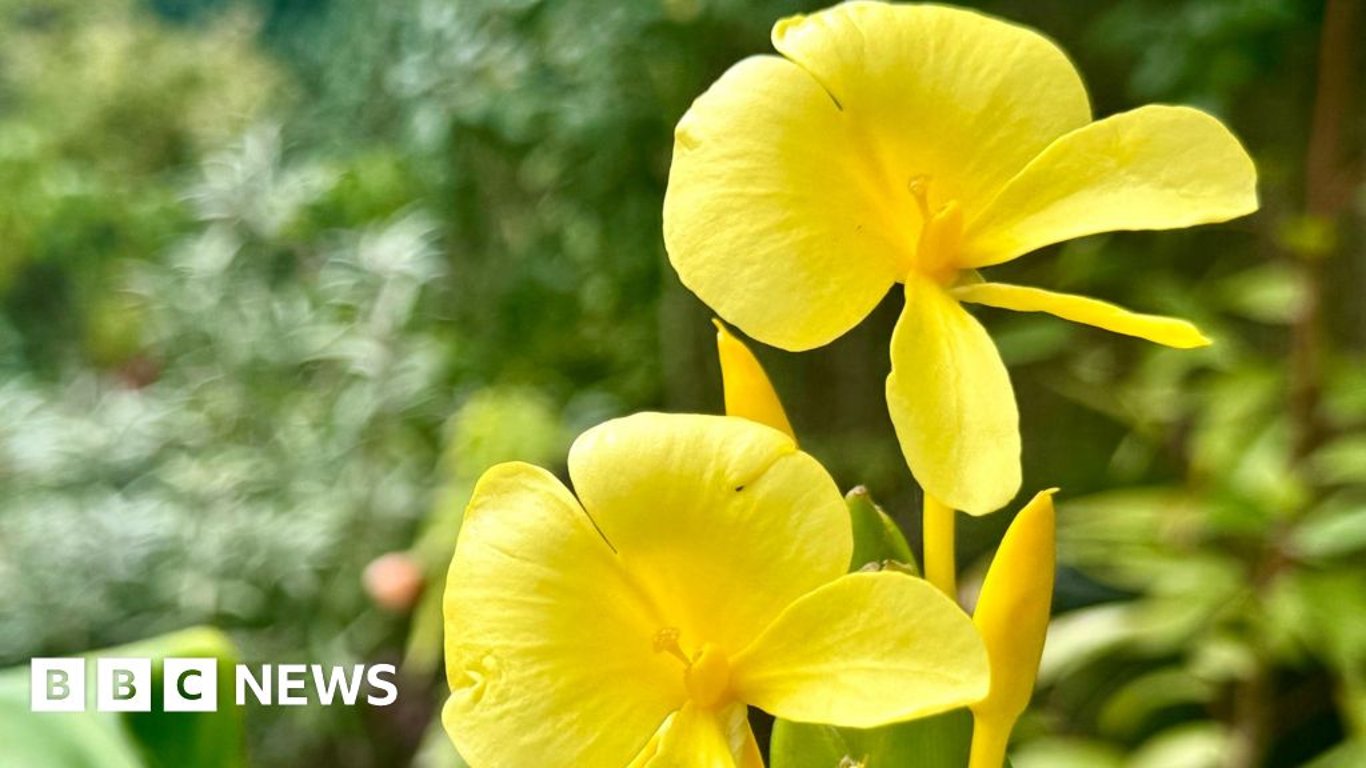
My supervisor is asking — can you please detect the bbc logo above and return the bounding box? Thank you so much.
[31,658,398,711]
[31,658,218,713]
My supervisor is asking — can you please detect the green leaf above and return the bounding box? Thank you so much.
[116,627,247,768]
[1096,667,1213,739]
[1216,262,1308,324]
[771,709,973,768]
[1128,723,1226,768]
[1310,434,1366,486]
[1010,737,1123,768]
[0,682,143,768]
[0,627,245,768]
[1292,498,1366,560]
[846,486,918,575]
[1302,740,1366,768]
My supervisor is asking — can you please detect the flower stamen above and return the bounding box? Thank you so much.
[653,627,692,666]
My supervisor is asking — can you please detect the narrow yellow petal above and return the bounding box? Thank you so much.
[664,55,900,351]
[771,1,1091,214]
[886,275,1021,516]
[714,320,795,439]
[954,282,1212,348]
[568,413,850,656]
[731,571,989,728]
[969,489,1059,768]
[643,702,757,768]
[443,463,679,767]
[962,105,1258,267]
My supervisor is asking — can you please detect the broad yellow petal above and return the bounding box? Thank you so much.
[772,2,1091,214]
[569,413,850,656]
[715,320,795,439]
[664,55,900,351]
[954,282,1211,348]
[731,571,989,727]
[443,463,679,768]
[887,275,1020,516]
[970,490,1058,768]
[642,702,761,768]
[962,105,1258,267]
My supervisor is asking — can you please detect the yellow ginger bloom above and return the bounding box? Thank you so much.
[970,489,1057,768]
[663,1,1258,515]
[443,413,989,767]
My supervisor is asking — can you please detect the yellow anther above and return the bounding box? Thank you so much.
[653,627,691,666]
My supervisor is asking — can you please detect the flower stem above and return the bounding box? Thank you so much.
[967,715,1011,768]
[923,493,957,599]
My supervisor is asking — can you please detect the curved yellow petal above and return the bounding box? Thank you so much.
[731,571,989,727]
[714,320,795,439]
[954,282,1211,348]
[664,54,900,351]
[443,463,679,768]
[771,1,1091,214]
[642,702,761,768]
[962,105,1258,267]
[970,490,1058,768]
[568,413,850,656]
[625,717,668,768]
[887,275,1021,516]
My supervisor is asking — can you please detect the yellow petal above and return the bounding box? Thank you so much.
[771,2,1091,214]
[664,54,900,351]
[954,282,1211,348]
[625,718,668,768]
[886,275,1020,516]
[568,413,850,656]
[443,463,679,767]
[642,702,761,768]
[970,490,1058,768]
[714,320,795,439]
[962,105,1259,267]
[731,571,989,727]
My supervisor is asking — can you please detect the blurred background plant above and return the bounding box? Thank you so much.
[0,0,1360,766]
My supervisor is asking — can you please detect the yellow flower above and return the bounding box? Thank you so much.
[663,1,1258,515]
[443,413,989,767]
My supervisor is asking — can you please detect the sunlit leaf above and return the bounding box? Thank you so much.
[1128,723,1226,768]
[770,709,973,768]
[1010,736,1123,768]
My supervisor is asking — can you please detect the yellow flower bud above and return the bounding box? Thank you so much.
[969,489,1058,768]
[714,319,795,439]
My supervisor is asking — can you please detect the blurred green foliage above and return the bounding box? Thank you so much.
[0,627,245,768]
[0,0,1362,766]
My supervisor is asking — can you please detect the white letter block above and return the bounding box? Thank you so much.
[97,658,151,712]
[31,658,85,712]
[164,658,219,712]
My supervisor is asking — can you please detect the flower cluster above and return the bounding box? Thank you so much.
[441,3,1256,766]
